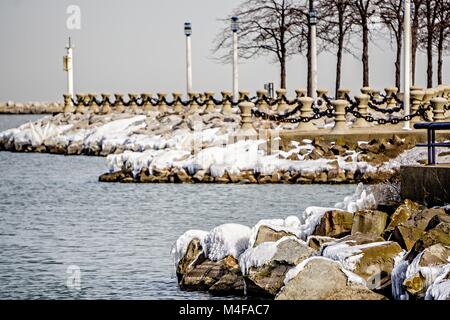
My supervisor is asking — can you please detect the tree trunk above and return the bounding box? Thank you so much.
[437,26,444,85]
[426,2,433,88]
[307,0,314,96]
[336,18,344,98]
[280,57,286,89]
[395,32,402,90]
[362,22,370,87]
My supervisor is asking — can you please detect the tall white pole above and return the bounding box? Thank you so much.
[184,22,193,94]
[66,37,74,99]
[232,32,239,103]
[186,35,193,94]
[232,17,239,103]
[311,23,318,99]
[403,0,411,130]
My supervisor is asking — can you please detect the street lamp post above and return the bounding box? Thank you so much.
[231,17,239,103]
[309,9,318,99]
[184,22,193,95]
[64,37,74,99]
[403,0,411,130]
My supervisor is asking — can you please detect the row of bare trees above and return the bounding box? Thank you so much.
[213,0,449,96]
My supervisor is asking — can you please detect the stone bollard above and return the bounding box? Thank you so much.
[410,85,423,92]
[114,94,125,113]
[361,87,373,96]
[423,89,435,120]
[316,88,328,99]
[295,88,307,98]
[384,87,399,109]
[436,85,445,98]
[141,93,154,112]
[63,94,75,113]
[331,100,349,133]
[337,88,351,100]
[100,94,112,114]
[75,94,86,114]
[444,85,450,100]
[188,92,199,113]
[87,94,99,114]
[372,89,382,99]
[172,93,183,113]
[256,90,269,112]
[239,91,250,102]
[353,94,371,128]
[128,94,138,113]
[236,101,257,141]
[157,93,167,113]
[297,97,317,131]
[204,92,215,113]
[431,97,447,122]
[276,89,288,113]
[221,91,232,114]
[410,90,425,122]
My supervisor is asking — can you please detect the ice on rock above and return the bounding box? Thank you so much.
[425,264,450,300]
[171,229,209,267]
[320,241,393,272]
[239,236,306,275]
[202,223,252,261]
[391,251,409,300]
[334,183,376,212]
[283,256,366,287]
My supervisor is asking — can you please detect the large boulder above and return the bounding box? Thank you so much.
[351,210,388,236]
[253,225,296,247]
[276,258,386,300]
[385,200,423,231]
[240,238,316,297]
[321,239,403,290]
[176,238,205,281]
[403,244,450,299]
[313,210,354,238]
[180,256,244,295]
[306,235,335,251]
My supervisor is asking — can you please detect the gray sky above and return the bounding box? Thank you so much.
[0,0,448,102]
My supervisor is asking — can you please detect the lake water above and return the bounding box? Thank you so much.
[0,115,355,299]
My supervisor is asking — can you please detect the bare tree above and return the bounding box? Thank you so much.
[411,0,425,85]
[435,0,450,85]
[377,0,404,89]
[422,0,439,88]
[213,0,308,89]
[318,0,354,96]
[350,0,377,87]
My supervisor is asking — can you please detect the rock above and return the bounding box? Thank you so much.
[327,166,346,183]
[67,141,83,155]
[253,225,296,247]
[257,175,272,184]
[404,208,447,231]
[176,238,206,281]
[403,244,450,298]
[313,137,330,153]
[244,239,316,297]
[351,210,388,236]
[313,210,354,238]
[276,258,386,300]
[313,171,328,183]
[99,170,127,182]
[306,235,335,251]
[385,199,423,231]
[240,170,257,184]
[174,168,192,183]
[180,256,244,294]
[321,240,403,290]
[193,170,206,183]
[331,145,347,156]
[391,225,424,251]
[337,232,385,246]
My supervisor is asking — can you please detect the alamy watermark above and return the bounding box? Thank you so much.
[66,265,81,290]
[66,5,81,30]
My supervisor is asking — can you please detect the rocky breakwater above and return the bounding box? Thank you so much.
[100,135,429,185]
[0,101,63,114]
[173,185,450,300]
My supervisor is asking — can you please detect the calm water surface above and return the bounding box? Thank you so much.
[0,115,354,299]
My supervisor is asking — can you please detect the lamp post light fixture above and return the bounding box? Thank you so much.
[184,22,193,94]
[309,9,318,99]
[64,37,74,100]
[231,16,239,103]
